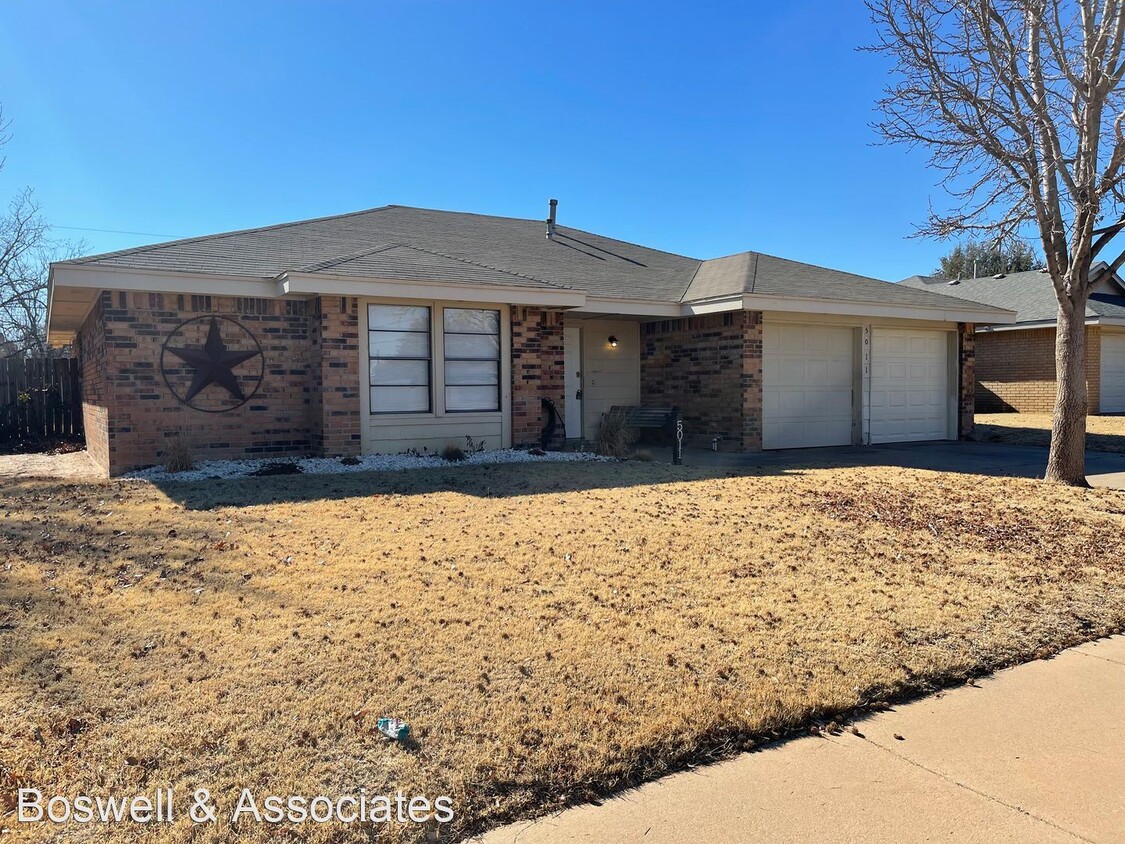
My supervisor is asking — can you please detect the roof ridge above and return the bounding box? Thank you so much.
[290,242,400,274]
[66,205,400,265]
[391,241,573,289]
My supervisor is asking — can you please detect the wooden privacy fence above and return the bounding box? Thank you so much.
[0,357,83,444]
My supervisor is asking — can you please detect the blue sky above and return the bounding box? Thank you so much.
[1,1,961,280]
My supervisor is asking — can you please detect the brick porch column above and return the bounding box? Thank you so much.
[311,296,362,457]
[510,306,565,448]
[958,322,975,439]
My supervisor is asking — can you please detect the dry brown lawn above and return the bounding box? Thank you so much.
[976,412,1125,453]
[3,460,1125,843]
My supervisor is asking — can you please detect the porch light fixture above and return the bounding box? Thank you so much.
[608,335,618,348]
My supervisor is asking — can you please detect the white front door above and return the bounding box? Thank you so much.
[870,329,951,443]
[763,324,855,449]
[563,322,583,438]
[1102,330,1125,413]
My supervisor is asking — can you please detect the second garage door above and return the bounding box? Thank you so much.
[870,329,950,443]
[763,324,855,449]
[1102,330,1125,413]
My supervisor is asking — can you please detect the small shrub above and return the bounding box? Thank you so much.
[632,449,654,462]
[251,462,303,476]
[162,431,195,473]
[339,455,361,466]
[441,445,466,462]
[595,409,634,458]
[464,435,486,453]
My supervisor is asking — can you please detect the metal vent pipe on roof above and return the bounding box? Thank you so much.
[546,198,558,239]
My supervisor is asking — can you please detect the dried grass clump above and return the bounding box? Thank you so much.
[441,445,466,462]
[632,448,654,462]
[595,408,634,458]
[161,431,195,473]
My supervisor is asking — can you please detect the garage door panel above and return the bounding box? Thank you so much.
[870,328,951,444]
[763,324,855,449]
[1102,331,1125,413]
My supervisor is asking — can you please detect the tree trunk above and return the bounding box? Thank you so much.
[1045,302,1089,485]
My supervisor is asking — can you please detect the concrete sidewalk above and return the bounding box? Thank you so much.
[477,637,1125,843]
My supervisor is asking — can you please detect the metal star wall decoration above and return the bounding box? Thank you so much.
[164,317,261,402]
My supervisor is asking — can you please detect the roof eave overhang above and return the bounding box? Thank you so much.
[682,293,1016,323]
[978,315,1125,332]
[277,271,587,308]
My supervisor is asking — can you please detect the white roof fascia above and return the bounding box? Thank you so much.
[733,293,1016,324]
[572,296,681,317]
[50,264,280,297]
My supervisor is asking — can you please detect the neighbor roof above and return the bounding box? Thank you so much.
[58,205,1009,311]
[899,268,1125,324]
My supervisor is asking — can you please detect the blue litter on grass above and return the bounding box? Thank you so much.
[376,717,410,741]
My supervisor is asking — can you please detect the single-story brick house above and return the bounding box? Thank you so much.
[900,266,1125,414]
[46,204,1012,476]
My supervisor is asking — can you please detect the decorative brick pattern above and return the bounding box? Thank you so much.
[510,307,565,447]
[641,311,763,451]
[957,323,975,438]
[976,325,1102,413]
[310,296,362,457]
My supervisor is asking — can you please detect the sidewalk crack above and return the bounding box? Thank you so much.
[858,738,1096,843]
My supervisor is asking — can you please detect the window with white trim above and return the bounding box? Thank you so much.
[367,304,431,414]
[443,308,501,412]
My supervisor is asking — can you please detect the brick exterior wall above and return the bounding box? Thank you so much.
[640,311,763,451]
[310,296,362,457]
[976,324,1102,413]
[76,292,314,475]
[958,323,975,438]
[74,294,110,472]
[510,306,565,448]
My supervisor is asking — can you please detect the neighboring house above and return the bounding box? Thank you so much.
[900,266,1125,414]
[46,204,1012,476]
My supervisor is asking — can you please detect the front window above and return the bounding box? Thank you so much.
[443,308,500,412]
[367,304,431,413]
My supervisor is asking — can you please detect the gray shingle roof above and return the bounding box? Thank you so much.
[60,205,1010,314]
[67,205,696,300]
[899,269,1125,323]
[684,250,1006,311]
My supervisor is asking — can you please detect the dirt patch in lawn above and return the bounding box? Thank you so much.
[975,412,1125,453]
[2,462,1125,842]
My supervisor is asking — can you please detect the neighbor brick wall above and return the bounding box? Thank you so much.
[958,323,975,438]
[310,296,362,457]
[510,306,565,448]
[641,310,763,451]
[976,325,1102,413]
[74,295,110,474]
[89,292,313,474]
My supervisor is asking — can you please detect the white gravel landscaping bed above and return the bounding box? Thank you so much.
[123,448,607,482]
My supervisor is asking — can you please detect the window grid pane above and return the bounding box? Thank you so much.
[443,308,500,412]
[369,305,431,414]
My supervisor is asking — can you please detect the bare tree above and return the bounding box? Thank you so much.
[0,109,81,358]
[868,0,1125,485]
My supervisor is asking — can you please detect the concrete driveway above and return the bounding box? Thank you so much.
[477,636,1125,843]
[661,440,1125,490]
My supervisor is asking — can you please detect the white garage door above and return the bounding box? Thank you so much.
[763,324,855,449]
[870,329,950,443]
[1103,331,1125,413]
